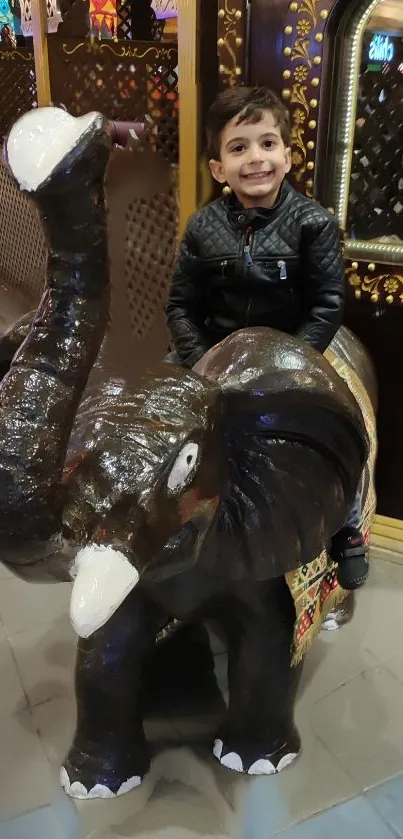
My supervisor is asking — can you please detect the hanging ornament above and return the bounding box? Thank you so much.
[89,0,117,39]
[0,0,16,39]
[151,0,177,17]
[19,0,62,36]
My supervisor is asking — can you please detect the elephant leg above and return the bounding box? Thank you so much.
[145,622,226,718]
[61,588,165,800]
[213,578,302,776]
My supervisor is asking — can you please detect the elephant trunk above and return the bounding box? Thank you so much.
[0,108,111,580]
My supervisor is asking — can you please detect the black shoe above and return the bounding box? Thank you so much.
[330,527,369,591]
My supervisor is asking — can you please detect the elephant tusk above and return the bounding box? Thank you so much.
[7,107,102,192]
[69,544,139,638]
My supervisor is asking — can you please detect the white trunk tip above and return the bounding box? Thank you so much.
[70,544,139,638]
[7,107,101,192]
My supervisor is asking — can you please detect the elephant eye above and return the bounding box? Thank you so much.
[167,442,200,492]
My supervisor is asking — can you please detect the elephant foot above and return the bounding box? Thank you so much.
[212,726,301,776]
[60,736,150,800]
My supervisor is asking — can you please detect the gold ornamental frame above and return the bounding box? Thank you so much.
[330,0,403,266]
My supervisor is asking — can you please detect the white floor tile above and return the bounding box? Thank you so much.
[0,711,51,822]
[0,579,71,635]
[31,696,76,766]
[323,561,403,667]
[0,636,27,719]
[228,712,358,836]
[300,630,378,705]
[383,653,403,684]
[86,781,230,838]
[0,563,16,582]
[9,616,76,707]
[308,666,403,790]
[2,555,403,835]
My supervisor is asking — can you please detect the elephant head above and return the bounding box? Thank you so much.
[0,107,369,641]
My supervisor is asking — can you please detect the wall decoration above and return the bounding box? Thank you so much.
[346,260,403,306]
[217,0,247,88]
[281,0,330,197]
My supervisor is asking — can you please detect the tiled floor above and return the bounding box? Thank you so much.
[2,550,403,837]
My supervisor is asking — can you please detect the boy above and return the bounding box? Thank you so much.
[166,86,344,367]
[166,86,368,592]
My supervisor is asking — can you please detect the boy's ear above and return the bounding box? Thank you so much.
[285,147,292,174]
[209,158,227,184]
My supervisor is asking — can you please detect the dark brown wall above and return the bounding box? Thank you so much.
[199,0,219,153]
[250,0,289,92]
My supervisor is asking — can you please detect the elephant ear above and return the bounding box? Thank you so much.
[195,328,369,580]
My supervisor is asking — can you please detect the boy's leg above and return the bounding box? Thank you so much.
[330,488,369,591]
[345,489,362,529]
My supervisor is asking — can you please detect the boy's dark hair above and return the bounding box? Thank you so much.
[206,86,291,160]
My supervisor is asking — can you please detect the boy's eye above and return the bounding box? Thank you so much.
[264,140,275,148]
[231,144,245,153]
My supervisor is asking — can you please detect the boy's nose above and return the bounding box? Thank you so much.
[247,144,265,164]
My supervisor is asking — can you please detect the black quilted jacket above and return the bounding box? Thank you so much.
[166,180,345,368]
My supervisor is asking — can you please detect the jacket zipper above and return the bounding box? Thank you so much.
[244,226,254,268]
[278,259,288,280]
[244,226,253,325]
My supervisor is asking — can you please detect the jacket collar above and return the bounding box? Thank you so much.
[224,179,293,231]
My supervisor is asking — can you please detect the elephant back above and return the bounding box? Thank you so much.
[328,326,377,413]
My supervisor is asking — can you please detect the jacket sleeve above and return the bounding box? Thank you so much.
[165,218,208,368]
[296,213,345,352]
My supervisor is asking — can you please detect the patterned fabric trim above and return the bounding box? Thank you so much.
[286,350,377,666]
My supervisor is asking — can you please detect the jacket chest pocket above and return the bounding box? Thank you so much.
[258,256,300,289]
[207,257,238,284]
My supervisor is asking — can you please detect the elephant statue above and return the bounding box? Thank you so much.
[0,107,376,800]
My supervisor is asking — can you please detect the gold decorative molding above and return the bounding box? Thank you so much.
[217,0,247,88]
[177,0,199,236]
[346,260,403,306]
[0,49,33,61]
[371,514,403,559]
[282,0,329,197]
[62,40,177,62]
[31,0,51,106]
[331,0,379,228]
[346,239,403,265]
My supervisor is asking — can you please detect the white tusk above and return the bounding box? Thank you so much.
[7,107,101,192]
[69,544,139,638]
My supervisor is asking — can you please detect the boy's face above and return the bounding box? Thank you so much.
[209,109,291,209]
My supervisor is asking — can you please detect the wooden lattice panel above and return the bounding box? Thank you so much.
[348,62,403,243]
[0,163,47,304]
[48,37,178,163]
[117,0,164,40]
[125,178,178,340]
[0,47,36,143]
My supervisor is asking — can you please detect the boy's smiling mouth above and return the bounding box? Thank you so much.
[242,171,274,181]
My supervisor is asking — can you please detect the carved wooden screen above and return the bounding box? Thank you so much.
[47,21,179,362]
[0,46,37,143]
[0,161,47,304]
[347,33,403,244]
[47,38,178,161]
